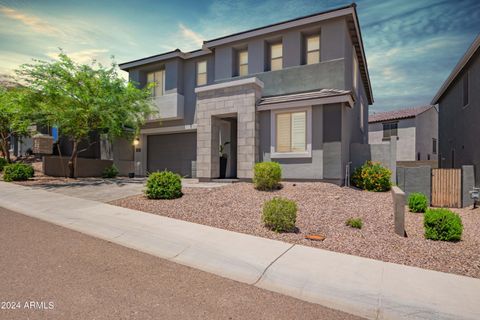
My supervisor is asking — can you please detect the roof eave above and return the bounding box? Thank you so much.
[431,33,480,105]
[203,5,354,47]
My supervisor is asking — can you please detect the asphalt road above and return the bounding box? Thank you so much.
[0,207,362,320]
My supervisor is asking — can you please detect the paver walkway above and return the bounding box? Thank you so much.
[1,182,479,320]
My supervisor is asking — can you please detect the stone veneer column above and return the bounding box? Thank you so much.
[195,78,263,180]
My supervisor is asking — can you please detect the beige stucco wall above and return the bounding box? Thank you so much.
[368,118,416,161]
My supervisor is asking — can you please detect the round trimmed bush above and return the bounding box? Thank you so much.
[0,157,7,172]
[408,192,428,213]
[145,170,182,199]
[102,164,119,178]
[351,161,391,192]
[262,197,297,232]
[424,208,463,242]
[253,162,282,191]
[3,163,34,182]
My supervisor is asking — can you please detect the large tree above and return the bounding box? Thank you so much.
[17,52,155,178]
[0,85,35,162]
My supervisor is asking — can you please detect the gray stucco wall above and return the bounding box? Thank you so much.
[438,49,480,186]
[350,143,394,173]
[415,107,438,161]
[396,166,432,202]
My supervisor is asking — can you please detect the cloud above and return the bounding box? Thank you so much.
[0,5,62,35]
[46,48,110,64]
[178,23,204,48]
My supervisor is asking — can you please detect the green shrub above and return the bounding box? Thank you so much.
[346,218,363,229]
[0,157,7,172]
[408,192,428,213]
[253,162,282,191]
[424,208,463,242]
[102,164,119,178]
[145,170,183,199]
[3,163,34,182]
[351,161,391,192]
[262,197,297,232]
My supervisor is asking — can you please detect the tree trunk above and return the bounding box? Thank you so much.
[0,135,11,162]
[68,140,79,178]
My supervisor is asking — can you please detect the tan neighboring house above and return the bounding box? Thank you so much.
[368,105,438,161]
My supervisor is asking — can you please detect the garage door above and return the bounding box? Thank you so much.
[147,132,197,177]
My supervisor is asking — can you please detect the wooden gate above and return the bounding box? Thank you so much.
[431,168,462,208]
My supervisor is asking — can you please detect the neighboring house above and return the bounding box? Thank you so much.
[119,3,373,183]
[432,33,480,184]
[368,105,438,161]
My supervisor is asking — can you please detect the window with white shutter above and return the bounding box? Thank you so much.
[275,111,306,153]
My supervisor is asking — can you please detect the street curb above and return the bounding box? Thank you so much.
[1,182,479,320]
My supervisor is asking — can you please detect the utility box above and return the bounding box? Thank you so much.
[33,134,54,155]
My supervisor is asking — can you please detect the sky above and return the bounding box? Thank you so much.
[0,0,479,112]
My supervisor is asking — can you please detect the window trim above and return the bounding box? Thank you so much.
[305,34,320,65]
[270,106,312,158]
[238,49,248,76]
[269,42,283,71]
[196,60,207,86]
[352,47,358,95]
[360,101,364,133]
[382,121,398,141]
[147,69,165,97]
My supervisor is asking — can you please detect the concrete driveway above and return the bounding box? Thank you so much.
[25,177,229,202]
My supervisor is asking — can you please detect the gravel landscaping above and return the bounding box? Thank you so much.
[111,182,480,279]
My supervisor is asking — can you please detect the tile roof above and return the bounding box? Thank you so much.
[258,89,351,106]
[368,105,435,123]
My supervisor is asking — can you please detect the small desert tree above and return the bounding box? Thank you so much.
[0,86,35,162]
[17,52,155,178]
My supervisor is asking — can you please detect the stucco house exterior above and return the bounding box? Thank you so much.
[368,105,438,161]
[431,34,479,184]
[119,3,373,184]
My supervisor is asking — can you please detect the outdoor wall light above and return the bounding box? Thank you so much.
[133,138,140,146]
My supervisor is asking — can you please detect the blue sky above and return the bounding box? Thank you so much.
[0,0,478,112]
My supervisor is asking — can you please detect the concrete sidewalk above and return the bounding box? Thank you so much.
[1,182,479,320]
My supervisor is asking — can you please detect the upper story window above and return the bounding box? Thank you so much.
[147,70,165,97]
[382,122,398,140]
[463,72,469,107]
[360,101,364,132]
[433,138,437,154]
[305,35,320,65]
[353,48,358,93]
[197,60,207,86]
[238,50,248,76]
[269,42,283,71]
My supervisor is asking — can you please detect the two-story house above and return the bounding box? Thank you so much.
[119,3,373,184]
[432,33,479,185]
[368,105,438,161]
